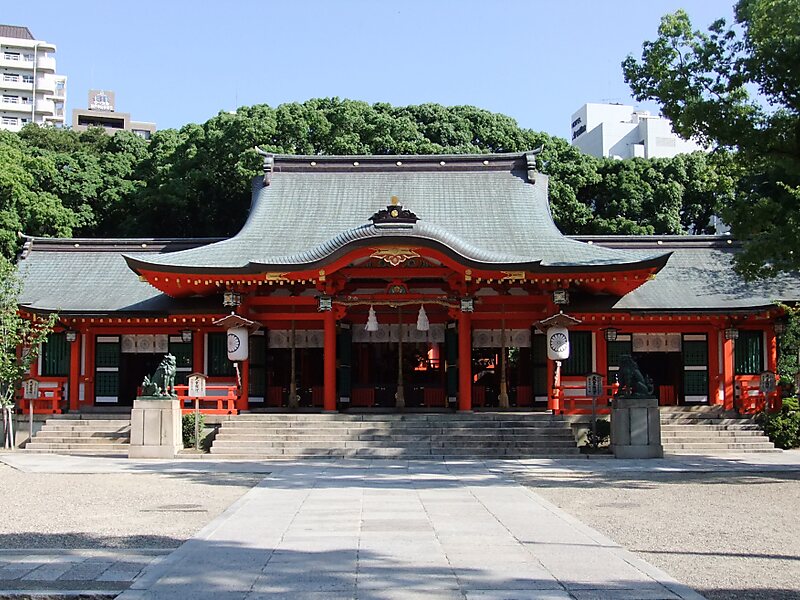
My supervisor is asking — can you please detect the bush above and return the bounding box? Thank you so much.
[587,418,611,448]
[757,397,800,449]
[182,412,206,448]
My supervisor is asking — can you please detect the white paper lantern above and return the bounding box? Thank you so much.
[227,327,249,361]
[546,326,570,361]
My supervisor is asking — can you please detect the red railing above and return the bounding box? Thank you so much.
[174,384,238,415]
[550,383,618,415]
[18,387,63,415]
[736,381,782,415]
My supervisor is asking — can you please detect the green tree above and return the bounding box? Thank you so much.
[119,98,606,238]
[622,0,800,277]
[0,256,57,448]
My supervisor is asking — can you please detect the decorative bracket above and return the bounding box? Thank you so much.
[370,247,421,266]
[370,196,419,228]
[525,145,544,183]
[255,146,274,186]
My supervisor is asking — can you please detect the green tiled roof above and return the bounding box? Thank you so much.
[125,153,668,274]
[577,236,800,311]
[16,238,221,315]
[18,235,800,316]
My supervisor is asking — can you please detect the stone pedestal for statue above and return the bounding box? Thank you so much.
[128,397,182,459]
[611,396,663,459]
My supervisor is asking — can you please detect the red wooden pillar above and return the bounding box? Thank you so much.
[457,311,472,411]
[193,331,204,374]
[323,310,337,411]
[766,330,777,372]
[84,330,95,405]
[707,329,722,405]
[547,359,556,411]
[722,336,735,411]
[68,335,81,411]
[595,330,608,381]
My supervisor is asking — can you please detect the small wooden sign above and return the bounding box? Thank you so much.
[187,373,207,398]
[759,371,776,393]
[585,373,604,398]
[23,378,39,400]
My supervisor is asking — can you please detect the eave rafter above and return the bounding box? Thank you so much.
[131,242,666,304]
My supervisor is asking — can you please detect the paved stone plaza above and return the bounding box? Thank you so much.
[1,453,800,599]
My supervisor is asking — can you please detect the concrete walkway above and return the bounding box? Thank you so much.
[4,451,799,599]
[0,549,168,597]
[116,461,704,600]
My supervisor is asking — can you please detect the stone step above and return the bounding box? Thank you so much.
[25,416,132,455]
[665,449,780,454]
[24,442,130,451]
[30,434,130,443]
[234,413,558,421]
[219,424,571,433]
[661,424,761,432]
[661,436,772,444]
[660,406,724,411]
[210,439,579,450]
[208,448,580,458]
[216,428,573,442]
[38,420,131,427]
[38,426,130,434]
[661,418,749,426]
[660,442,776,450]
[660,429,764,437]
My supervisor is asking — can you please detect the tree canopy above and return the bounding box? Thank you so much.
[0,99,734,257]
[623,0,800,277]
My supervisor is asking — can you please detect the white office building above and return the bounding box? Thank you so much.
[570,103,704,159]
[0,25,67,132]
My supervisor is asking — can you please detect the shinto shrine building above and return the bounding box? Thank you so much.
[16,152,798,416]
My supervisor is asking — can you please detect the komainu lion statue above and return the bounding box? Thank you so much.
[141,354,177,397]
[616,354,654,398]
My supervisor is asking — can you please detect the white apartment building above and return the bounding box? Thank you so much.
[570,103,704,159]
[0,25,67,132]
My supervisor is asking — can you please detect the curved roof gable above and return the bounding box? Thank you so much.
[125,152,668,275]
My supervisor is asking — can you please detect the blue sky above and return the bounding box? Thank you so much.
[6,0,735,139]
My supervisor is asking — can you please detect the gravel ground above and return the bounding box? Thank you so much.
[519,468,800,600]
[0,464,262,549]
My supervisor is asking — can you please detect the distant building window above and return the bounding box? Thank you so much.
[132,129,151,140]
[22,74,33,84]
[21,97,31,104]
[3,73,19,82]
[21,118,28,123]
[3,52,20,61]
[2,116,18,125]
[22,53,34,61]
[2,95,19,104]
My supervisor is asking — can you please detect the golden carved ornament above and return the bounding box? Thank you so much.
[370,247,421,267]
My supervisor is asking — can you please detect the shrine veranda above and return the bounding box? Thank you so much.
[15,152,799,417]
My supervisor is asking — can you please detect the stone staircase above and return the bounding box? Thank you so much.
[660,406,778,454]
[24,416,131,455]
[209,413,580,459]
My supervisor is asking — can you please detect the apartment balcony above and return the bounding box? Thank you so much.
[0,120,24,133]
[0,79,33,92]
[35,99,55,115]
[37,77,57,93]
[37,56,57,71]
[0,99,33,114]
[0,56,31,70]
